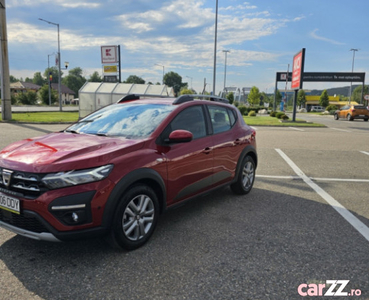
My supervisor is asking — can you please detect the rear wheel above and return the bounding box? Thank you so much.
[347,114,353,121]
[109,184,159,250]
[364,118,368,122]
[334,114,339,120]
[230,156,255,195]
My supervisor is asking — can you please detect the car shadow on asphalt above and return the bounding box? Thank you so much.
[1,186,369,299]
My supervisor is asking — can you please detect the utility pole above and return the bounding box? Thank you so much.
[0,0,12,121]
[349,48,358,104]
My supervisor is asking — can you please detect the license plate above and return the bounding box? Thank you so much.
[0,192,20,214]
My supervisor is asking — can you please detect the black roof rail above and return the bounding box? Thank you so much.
[173,94,229,105]
[117,94,140,103]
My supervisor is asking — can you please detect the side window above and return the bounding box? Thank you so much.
[208,106,231,134]
[227,108,236,126]
[169,106,207,139]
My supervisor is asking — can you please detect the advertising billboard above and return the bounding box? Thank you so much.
[291,48,305,90]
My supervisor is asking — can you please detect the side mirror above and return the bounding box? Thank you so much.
[167,130,193,143]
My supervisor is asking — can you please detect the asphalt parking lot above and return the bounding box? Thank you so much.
[0,115,369,300]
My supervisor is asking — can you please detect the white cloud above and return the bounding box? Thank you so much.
[310,28,345,45]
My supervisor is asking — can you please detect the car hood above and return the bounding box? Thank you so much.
[0,132,145,173]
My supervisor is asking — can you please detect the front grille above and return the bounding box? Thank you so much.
[0,168,49,199]
[0,209,50,233]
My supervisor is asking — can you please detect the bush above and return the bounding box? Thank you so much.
[276,112,285,119]
[248,110,257,117]
[326,105,337,112]
[238,105,248,115]
[233,101,239,107]
[270,111,276,117]
[281,114,289,120]
[329,110,336,115]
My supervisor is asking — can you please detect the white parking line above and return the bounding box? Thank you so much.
[256,175,369,183]
[289,127,304,132]
[331,128,351,132]
[275,148,369,243]
[360,151,369,156]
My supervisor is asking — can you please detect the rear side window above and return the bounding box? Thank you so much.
[208,106,234,134]
[354,106,366,109]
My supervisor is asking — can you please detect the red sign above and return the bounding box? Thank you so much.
[291,49,305,90]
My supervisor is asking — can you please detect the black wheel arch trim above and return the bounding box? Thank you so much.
[231,145,257,184]
[101,168,167,229]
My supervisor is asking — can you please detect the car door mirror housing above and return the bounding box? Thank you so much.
[167,130,193,143]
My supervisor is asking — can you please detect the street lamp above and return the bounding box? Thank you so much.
[212,0,218,96]
[155,64,165,85]
[186,76,193,90]
[349,48,358,104]
[39,17,63,111]
[222,50,230,90]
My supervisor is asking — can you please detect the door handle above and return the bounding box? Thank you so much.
[234,139,241,145]
[202,147,212,154]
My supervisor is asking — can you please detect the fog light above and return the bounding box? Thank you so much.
[72,212,79,222]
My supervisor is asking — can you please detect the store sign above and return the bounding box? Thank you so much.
[104,65,118,73]
[101,46,118,64]
[291,49,305,90]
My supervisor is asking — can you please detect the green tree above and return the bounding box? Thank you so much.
[16,91,38,105]
[124,75,145,84]
[33,72,45,86]
[89,71,102,82]
[247,86,261,106]
[297,89,306,107]
[226,92,234,104]
[352,85,369,103]
[319,90,329,107]
[179,88,194,95]
[10,75,19,83]
[62,67,86,98]
[164,71,186,95]
[24,77,33,83]
[39,85,58,105]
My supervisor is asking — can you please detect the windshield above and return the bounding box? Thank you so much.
[66,103,175,138]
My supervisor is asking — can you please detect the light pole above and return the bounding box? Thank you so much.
[349,48,358,104]
[39,18,63,111]
[47,53,55,106]
[222,50,230,90]
[155,64,165,85]
[186,76,193,90]
[212,0,218,96]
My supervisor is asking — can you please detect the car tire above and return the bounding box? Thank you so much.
[334,114,339,120]
[364,118,368,122]
[230,155,256,195]
[108,184,159,250]
[347,114,353,121]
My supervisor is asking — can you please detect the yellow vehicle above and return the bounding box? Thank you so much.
[334,105,369,121]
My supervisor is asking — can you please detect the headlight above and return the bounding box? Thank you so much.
[42,165,113,189]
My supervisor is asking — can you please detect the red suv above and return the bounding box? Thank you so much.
[0,95,257,250]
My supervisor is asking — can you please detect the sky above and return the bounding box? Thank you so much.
[3,0,369,95]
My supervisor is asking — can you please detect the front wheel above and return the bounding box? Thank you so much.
[334,114,339,120]
[347,114,353,121]
[230,156,256,195]
[109,184,159,250]
[364,118,368,122]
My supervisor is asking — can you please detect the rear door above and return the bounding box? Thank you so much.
[207,105,243,185]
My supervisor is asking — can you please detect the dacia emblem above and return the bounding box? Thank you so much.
[2,169,13,187]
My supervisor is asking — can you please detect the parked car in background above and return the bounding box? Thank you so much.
[310,106,325,112]
[334,105,369,121]
[0,94,257,250]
